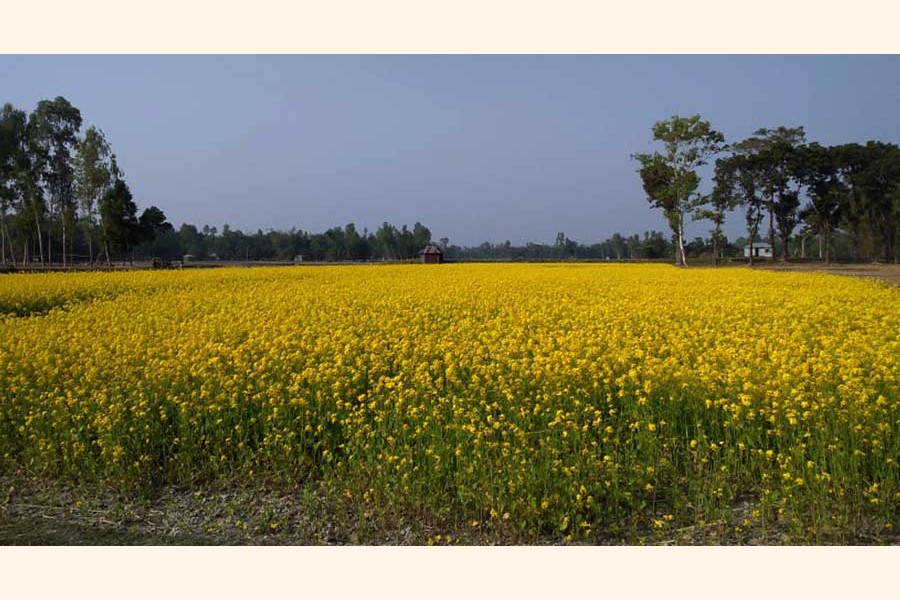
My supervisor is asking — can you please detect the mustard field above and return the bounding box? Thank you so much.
[1,264,898,542]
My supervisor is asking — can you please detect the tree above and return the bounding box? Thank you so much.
[99,179,140,265]
[795,143,847,264]
[28,97,82,267]
[323,226,347,261]
[1,104,48,265]
[345,223,369,260]
[685,236,707,257]
[836,142,900,262]
[138,206,172,241]
[698,158,739,266]
[715,152,767,266]
[74,126,112,266]
[733,127,806,262]
[412,222,432,252]
[633,115,725,266]
[0,103,30,266]
[374,222,397,259]
[178,223,205,258]
[609,232,626,260]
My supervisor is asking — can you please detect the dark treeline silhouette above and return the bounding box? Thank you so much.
[134,225,769,263]
[1,97,172,267]
[635,115,900,266]
[444,231,678,261]
[133,226,684,263]
[138,221,434,262]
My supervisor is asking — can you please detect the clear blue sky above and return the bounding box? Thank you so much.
[2,55,899,245]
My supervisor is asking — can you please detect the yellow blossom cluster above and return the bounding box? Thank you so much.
[1,264,897,540]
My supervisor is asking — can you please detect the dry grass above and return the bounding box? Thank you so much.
[749,262,900,286]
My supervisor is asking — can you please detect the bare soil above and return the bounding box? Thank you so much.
[748,262,900,286]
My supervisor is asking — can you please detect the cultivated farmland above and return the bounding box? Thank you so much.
[1,264,898,543]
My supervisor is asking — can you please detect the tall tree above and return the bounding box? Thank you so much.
[74,126,112,266]
[837,142,900,262]
[715,152,767,266]
[795,143,848,264]
[701,158,740,266]
[28,97,82,267]
[633,115,725,266]
[98,154,124,264]
[734,127,806,262]
[0,104,30,266]
[138,205,172,242]
[99,178,139,265]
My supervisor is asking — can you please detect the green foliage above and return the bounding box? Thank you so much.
[0,99,170,267]
[633,115,725,266]
[99,179,142,262]
[741,127,806,262]
[74,126,112,264]
[835,142,900,261]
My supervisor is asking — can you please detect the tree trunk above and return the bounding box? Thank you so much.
[84,220,93,267]
[676,213,687,267]
[883,226,894,264]
[62,216,67,268]
[768,201,776,263]
[7,231,15,267]
[3,219,15,267]
[1,213,16,267]
[712,236,719,267]
[32,195,45,265]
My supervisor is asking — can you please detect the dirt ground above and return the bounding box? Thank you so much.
[748,262,900,286]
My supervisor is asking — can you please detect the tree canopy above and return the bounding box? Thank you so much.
[633,115,725,266]
[0,97,170,267]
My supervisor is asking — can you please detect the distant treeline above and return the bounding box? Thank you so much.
[142,222,433,262]
[132,224,722,263]
[137,225,680,262]
[133,222,869,263]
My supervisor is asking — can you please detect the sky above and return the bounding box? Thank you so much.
[2,55,899,246]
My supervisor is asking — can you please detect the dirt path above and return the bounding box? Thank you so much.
[751,262,900,286]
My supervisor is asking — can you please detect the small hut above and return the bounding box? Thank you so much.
[418,245,444,264]
[743,242,773,259]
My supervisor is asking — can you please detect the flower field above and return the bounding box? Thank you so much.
[1,264,898,543]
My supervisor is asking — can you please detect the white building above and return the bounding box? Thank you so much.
[743,242,773,258]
